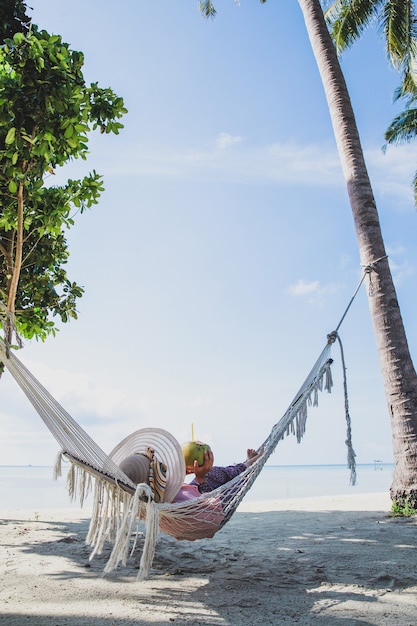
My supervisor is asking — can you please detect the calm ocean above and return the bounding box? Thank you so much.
[0,463,394,510]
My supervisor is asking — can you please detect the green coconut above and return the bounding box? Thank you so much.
[181,440,211,467]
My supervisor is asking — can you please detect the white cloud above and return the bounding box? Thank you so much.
[365,143,417,207]
[388,258,414,285]
[382,244,415,285]
[216,132,242,150]
[95,137,344,187]
[268,141,341,181]
[50,134,416,210]
[21,357,148,423]
[287,280,343,306]
[288,279,321,296]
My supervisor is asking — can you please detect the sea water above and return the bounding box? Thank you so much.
[0,463,394,510]
[247,463,394,501]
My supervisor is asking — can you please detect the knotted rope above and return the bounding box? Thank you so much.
[324,255,389,486]
[327,331,356,485]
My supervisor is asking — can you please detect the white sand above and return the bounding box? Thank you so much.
[1,492,417,625]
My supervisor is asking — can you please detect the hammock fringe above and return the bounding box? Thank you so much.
[53,450,63,480]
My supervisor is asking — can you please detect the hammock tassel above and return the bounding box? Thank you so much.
[325,362,333,393]
[65,463,93,507]
[137,490,160,581]
[103,483,160,580]
[53,450,63,480]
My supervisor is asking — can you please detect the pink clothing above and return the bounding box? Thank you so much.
[168,484,224,541]
[172,484,201,502]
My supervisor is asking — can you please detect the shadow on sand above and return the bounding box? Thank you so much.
[1,507,416,625]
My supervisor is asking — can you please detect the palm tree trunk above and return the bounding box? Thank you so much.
[297,0,417,505]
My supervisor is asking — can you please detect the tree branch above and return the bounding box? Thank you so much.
[5,182,24,343]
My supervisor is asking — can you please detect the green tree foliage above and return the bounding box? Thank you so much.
[384,82,417,202]
[0,0,31,42]
[0,23,127,346]
[199,0,266,17]
[325,0,417,79]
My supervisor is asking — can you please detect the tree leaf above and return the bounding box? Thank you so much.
[5,127,16,145]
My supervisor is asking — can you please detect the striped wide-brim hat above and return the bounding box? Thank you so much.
[108,427,186,503]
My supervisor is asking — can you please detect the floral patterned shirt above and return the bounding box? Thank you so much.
[191,463,247,493]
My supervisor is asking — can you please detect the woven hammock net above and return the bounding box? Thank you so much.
[0,338,338,579]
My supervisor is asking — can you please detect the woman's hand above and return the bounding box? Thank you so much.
[245,446,264,467]
[193,449,214,484]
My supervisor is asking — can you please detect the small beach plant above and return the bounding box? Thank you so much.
[391,496,417,517]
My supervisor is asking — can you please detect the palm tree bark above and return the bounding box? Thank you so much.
[297,0,417,505]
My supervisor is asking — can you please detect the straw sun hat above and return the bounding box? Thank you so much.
[108,428,186,503]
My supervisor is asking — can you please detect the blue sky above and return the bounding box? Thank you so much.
[1,0,417,472]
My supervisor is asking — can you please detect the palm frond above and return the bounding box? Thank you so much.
[199,0,267,19]
[326,0,381,53]
[199,1,217,18]
[380,0,417,69]
[413,170,417,208]
[401,67,417,101]
[391,59,417,105]
[384,106,417,145]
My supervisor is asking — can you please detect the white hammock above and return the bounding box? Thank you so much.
[0,336,349,579]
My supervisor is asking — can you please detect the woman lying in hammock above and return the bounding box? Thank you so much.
[172,445,264,503]
[117,431,264,503]
[114,432,265,542]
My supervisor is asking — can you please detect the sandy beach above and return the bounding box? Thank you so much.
[1,491,416,625]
